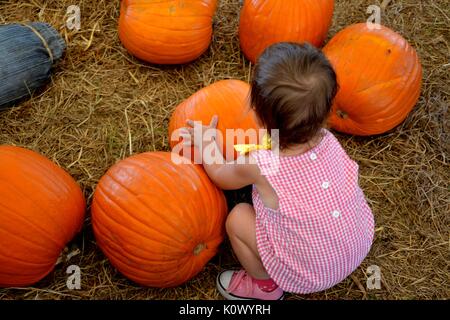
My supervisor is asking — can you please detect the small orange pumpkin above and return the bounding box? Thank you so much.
[239,0,335,63]
[323,23,423,135]
[0,146,86,287]
[169,79,260,161]
[118,0,218,64]
[91,152,227,288]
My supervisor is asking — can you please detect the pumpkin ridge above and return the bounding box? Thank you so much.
[99,246,190,279]
[123,24,210,47]
[354,36,401,96]
[377,56,421,121]
[194,176,226,239]
[125,11,214,19]
[185,248,215,285]
[355,75,404,95]
[182,168,209,240]
[93,223,185,263]
[94,245,187,274]
[92,201,185,258]
[125,15,212,32]
[125,157,202,238]
[125,33,210,47]
[344,37,383,105]
[0,250,52,268]
[303,1,312,43]
[94,183,189,246]
[353,56,420,124]
[99,233,193,272]
[104,157,209,243]
[0,151,83,242]
[183,166,217,239]
[0,185,67,250]
[172,251,203,286]
[0,220,58,258]
[1,147,75,191]
[1,165,73,208]
[260,1,278,49]
[0,263,55,287]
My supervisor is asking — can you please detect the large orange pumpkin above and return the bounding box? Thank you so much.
[0,146,86,287]
[323,23,423,136]
[118,0,218,64]
[239,0,335,63]
[169,79,260,161]
[91,152,227,288]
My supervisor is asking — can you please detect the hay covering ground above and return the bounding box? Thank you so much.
[0,0,448,300]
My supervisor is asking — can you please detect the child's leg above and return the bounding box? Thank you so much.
[226,203,270,280]
[217,203,283,300]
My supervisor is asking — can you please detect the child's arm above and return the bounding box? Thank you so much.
[181,116,259,190]
[202,140,259,190]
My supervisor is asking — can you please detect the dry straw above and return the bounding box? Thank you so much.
[0,0,448,300]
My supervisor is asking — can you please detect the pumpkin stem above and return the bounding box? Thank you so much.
[336,110,349,119]
[193,243,206,256]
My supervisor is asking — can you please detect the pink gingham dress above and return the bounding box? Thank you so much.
[251,129,374,294]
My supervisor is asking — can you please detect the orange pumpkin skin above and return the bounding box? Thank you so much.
[169,79,260,161]
[118,0,218,65]
[323,23,423,136]
[239,0,335,63]
[0,146,86,287]
[91,152,227,288]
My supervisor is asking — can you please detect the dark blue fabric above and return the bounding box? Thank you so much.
[0,22,66,109]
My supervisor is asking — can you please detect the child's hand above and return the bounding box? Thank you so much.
[180,115,219,150]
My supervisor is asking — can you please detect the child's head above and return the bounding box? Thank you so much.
[250,42,337,149]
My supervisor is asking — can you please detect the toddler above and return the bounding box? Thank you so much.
[182,42,374,300]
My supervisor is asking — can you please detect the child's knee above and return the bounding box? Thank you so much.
[226,203,254,235]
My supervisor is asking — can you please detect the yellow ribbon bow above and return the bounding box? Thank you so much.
[234,133,272,156]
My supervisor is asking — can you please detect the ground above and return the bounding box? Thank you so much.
[0,0,448,300]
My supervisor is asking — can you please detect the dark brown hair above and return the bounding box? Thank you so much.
[250,42,338,149]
